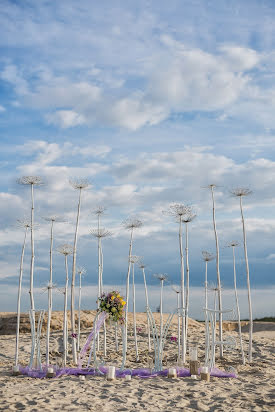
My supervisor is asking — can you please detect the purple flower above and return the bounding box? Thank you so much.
[170,336,177,342]
[71,333,78,339]
[137,327,142,333]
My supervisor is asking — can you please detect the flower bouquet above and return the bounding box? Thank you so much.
[98,291,126,324]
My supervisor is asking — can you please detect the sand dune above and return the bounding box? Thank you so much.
[0,312,274,411]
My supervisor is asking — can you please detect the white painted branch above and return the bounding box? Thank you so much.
[125,228,133,352]
[15,226,28,366]
[240,196,253,362]
[185,222,190,350]
[71,188,82,364]
[210,186,223,357]
[132,263,139,361]
[63,254,69,366]
[46,220,54,366]
[179,217,186,362]
[232,246,245,364]
[142,267,151,352]
[77,272,82,352]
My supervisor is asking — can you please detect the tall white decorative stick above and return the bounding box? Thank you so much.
[163,204,191,362]
[205,185,223,357]
[57,244,73,366]
[227,241,245,364]
[154,274,168,346]
[15,220,30,366]
[183,212,196,350]
[77,267,86,351]
[231,188,253,362]
[43,216,65,366]
[131,256,140,362]
[172,285,181,363]
[122,218,143,352]
[90,222,112,355]
[17,176,43,367]
[70,179,89,364]
[202,251,215,365]
[139,262,151,352]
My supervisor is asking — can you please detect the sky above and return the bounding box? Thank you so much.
[0,0,275,318]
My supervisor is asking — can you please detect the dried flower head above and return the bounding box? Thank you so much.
[226,241,239,248]
[90,228,112,238]
[172,284,181,294]
[41,281,57,293]
[154,273,168,282]
[91,205,107,216]
[182,211,197,223]
[57,244,73,256]
[77,267,86,276]
[122,217,143,230]
[139,262,146,269]
[16,219,32,229]
[209,282,223,293]
[230,187,253,197]
[17,176,44,186]
[69,178,90,190]
[129,255,142,264]
[163,203,192,218]
[202,251,215,262]
[43,215,66,223]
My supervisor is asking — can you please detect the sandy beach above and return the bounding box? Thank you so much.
[0,312,274,411]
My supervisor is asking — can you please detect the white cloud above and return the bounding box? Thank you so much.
[220,46,260,71]
[46,110,86,128]
[0,105,5,112]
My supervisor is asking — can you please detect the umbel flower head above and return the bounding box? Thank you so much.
[43,215,66,223]
[69,178,90,190]
[129,255,142,264]
[57,244,73,256]
[17,176,44,186]
[154,273,168,282]
[90,228,113,239]
[77,267,86,276]
[202,251,215,262]
[226,241,239,248]
[230,187,253,197]
[163,203,192,218]
[171,284,181,294]
[122,217,143,230]
[91,205,107,216]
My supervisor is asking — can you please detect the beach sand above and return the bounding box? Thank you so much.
[0,312,274,411]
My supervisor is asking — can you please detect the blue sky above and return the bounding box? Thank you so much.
[0,0,275,317]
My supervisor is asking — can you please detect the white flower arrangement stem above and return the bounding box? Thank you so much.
[210,186,223,357]
[97,213,101,350]
[142,266,151,352]
[132,263,139,361]
[160,279,164,342]
[239,196,253,362]
[125,228,134,353]
[15,225,28,366]
[46,220,54,366]
[185,222,190,352]
[71,188,82,364]
[77,272,82,352]
[30,183,35,313]
[176,292,181,363]
[232,245,245,365]
[179,216,186,362]
[204,261,209,364]
[63,254,69,366]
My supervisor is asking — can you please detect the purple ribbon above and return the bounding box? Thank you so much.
[78,311,108,368]
[18,365,237,379]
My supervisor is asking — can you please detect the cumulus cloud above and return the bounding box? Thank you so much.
[0,35,262,130]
